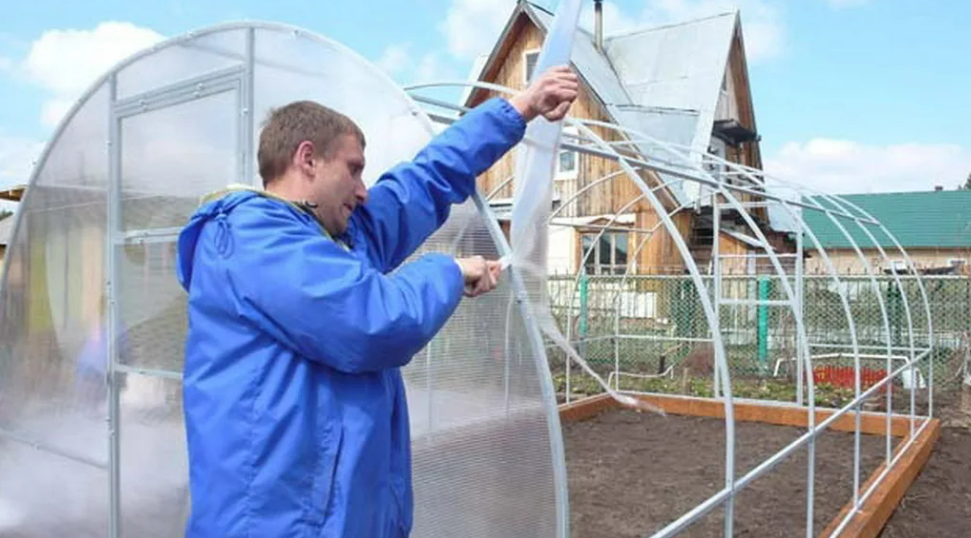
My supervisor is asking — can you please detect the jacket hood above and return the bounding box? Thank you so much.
[176,189,260,292]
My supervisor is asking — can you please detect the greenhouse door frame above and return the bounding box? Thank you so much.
[104,33,254,536]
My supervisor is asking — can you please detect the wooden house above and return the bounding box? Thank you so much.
[463,1,789,276]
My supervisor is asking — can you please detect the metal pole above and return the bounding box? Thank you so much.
[795,223,805,406]
[241,27,255,186]
[106,73,122,538]
[712,192,722,398]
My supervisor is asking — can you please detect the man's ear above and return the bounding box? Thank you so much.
[294,140,316,176]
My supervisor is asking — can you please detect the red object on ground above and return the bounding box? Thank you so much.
[813,365,888,392]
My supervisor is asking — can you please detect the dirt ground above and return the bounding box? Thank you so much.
[878,425,971,537]
[563,409,889,538]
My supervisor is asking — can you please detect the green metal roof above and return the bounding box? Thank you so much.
[801,190,971,250]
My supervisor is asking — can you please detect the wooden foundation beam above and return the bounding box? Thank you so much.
[819,418,940,538]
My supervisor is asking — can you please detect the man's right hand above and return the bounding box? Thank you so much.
[456,256,502,298]
[509,65,579,123]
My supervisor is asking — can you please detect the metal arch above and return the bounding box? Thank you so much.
[688,149,938,527]
[714,158,933,366]
[547,169,630,220]
[405,81,574,538]
[556,193,650,340]
[561,120,739,538]
[676,147,892,533]
[792,195,893,507]
[846,197,934,422]
[610,198,697,389]
[405,76,936,538]
[817,194,912,463]
[486,175,516,201]
[824,194,932,427]
[628,132,829,537]
[829,195,935,351]
[5,26,569,538]
[1,17,434,317]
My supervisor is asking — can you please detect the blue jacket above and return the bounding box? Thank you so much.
[175,97,526,537]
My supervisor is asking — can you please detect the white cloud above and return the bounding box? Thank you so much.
[376,43,456,84]
[765,139,971,195]
[439,0,518,60]
[21,21,164,127]
[0,133,44,190]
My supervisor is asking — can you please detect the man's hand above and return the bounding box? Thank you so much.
[456,256,502,298]
[509,65,579,123]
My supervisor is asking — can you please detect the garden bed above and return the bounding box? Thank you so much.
[562,405,893,537]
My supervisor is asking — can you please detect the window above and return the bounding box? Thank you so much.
[557,127,579,179]
[581,232,629,275]
[524,50,540,84]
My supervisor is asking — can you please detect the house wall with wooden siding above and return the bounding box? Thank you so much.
[727,26,760,170]
[468,14,690,275]
[805,248,971,276]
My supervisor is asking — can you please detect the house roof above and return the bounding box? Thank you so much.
[472,2,742,206]
[802,190,971,250]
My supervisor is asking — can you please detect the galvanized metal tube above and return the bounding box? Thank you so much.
[106,72,122,538]
[567,121,737,538]
[815,209,894,508]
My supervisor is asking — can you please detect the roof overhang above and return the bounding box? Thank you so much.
[0,185,26,202]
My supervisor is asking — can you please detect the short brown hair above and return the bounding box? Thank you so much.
[257,101,366,186]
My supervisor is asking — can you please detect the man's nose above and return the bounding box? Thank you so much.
[355,181,368,204]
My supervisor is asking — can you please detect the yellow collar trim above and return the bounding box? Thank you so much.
[200,184,350,251]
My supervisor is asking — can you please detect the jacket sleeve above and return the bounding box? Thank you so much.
[225,201,466,374]
[355,97,527,272]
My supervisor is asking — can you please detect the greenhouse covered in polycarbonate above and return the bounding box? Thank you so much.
[0,22,566,538]
[0,15,940,538]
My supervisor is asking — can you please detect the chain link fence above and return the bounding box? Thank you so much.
[546,273,971,406]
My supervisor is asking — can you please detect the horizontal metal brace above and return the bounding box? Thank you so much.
[415,95,881,225]
[617,334,714,344]
[718,299,792,307]
[0,425,108,470]
[114,65,242,118]
[119,227,182,245]
[717,253,800,259]
[114,363,183,381]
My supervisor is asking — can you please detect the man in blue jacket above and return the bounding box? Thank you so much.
[175,65,578,537]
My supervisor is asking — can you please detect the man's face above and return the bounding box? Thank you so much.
[311,134,367,236]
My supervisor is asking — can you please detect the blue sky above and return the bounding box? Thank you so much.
[1,0,969,195]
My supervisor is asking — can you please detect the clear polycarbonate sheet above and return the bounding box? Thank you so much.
[0,439,109,537]
[0,84,110,467]
[116,242,186,373]
[117,373,189,538]
[115,28,248,100]
[509,0,582,302]
[408,210,557,537]
[119,88,239,231]
[0,23,564,538]
[252,27,431,188]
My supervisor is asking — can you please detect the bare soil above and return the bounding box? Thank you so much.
[563,409,889,538]
[878,425,971,537]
